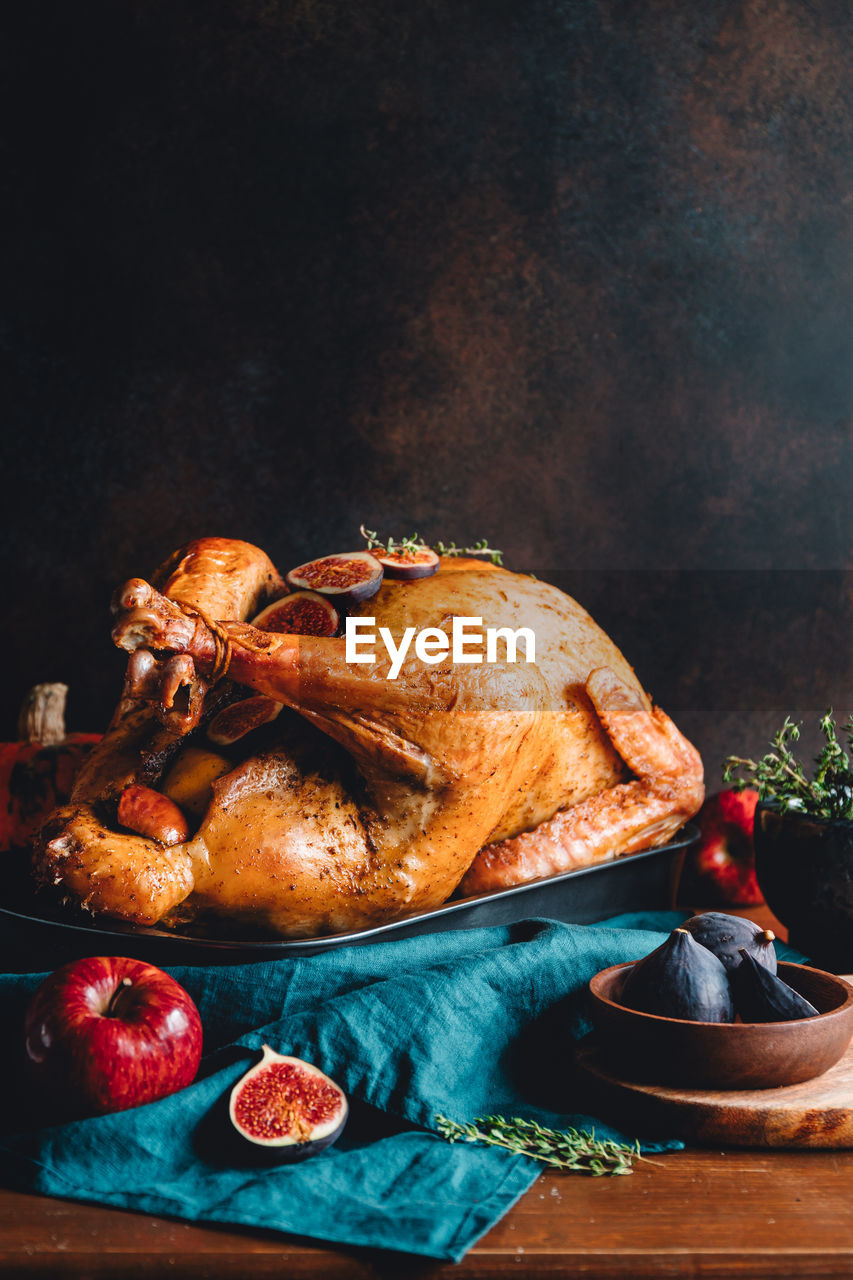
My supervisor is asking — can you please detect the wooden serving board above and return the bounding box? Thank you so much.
[578,985,853,1149]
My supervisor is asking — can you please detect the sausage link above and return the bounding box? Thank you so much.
[117,784,190,846]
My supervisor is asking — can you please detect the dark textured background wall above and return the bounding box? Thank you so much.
[2,0,851,777]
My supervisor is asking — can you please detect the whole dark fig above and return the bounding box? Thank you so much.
[681,912,777,974]
[732,950,820,1023]
[619,928,735,1023]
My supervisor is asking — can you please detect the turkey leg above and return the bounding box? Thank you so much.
[33,539,284,924]
[111,578,488,788]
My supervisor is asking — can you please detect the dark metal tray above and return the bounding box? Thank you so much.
[0,826,696,970]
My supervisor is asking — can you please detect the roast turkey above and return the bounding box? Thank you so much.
[34,538,703,936]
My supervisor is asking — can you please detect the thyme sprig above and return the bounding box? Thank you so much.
[360,525,503,565]
[435,538,504,565]
[435,1114,641,1176]
[723,711,853,821]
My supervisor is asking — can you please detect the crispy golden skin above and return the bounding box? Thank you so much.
[35,541,703,936]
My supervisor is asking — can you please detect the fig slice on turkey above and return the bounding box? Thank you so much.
[34,538,703,937]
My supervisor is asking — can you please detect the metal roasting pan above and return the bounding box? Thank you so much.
[0,826,697,972]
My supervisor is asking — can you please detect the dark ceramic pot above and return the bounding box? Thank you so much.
[754,803,853,972]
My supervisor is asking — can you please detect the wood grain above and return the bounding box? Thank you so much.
[578,1033,853,1148]
[3,1150,853,1277]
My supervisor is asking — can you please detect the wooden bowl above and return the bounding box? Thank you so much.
[588,961,853,1089]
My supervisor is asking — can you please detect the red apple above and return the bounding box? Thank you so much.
[678,788,763,907]
[24,956,203,1118]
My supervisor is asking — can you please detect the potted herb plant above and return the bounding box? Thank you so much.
[724,713,853,971]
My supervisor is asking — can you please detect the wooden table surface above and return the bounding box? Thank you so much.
[3,908,853,1279]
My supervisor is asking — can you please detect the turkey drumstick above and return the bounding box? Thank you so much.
[34,539,284,925]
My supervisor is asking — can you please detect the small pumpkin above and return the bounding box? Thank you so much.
[0,684,101,852]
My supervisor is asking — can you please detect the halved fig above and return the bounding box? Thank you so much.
[252,591,340,636]
[285,552,383,604]
[373,545,440,580]
[229,1045,348,1161]
[207,696,282,746]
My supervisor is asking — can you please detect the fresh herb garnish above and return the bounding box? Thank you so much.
[435,1114,641,1176]
[723,711,853,821]
[360,526,503,566]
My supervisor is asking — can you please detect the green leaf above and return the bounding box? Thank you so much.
[722,710,853,820]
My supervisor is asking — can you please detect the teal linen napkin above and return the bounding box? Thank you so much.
[0,914,806,1261]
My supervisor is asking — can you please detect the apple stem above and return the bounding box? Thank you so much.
[105,977,133,1018]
